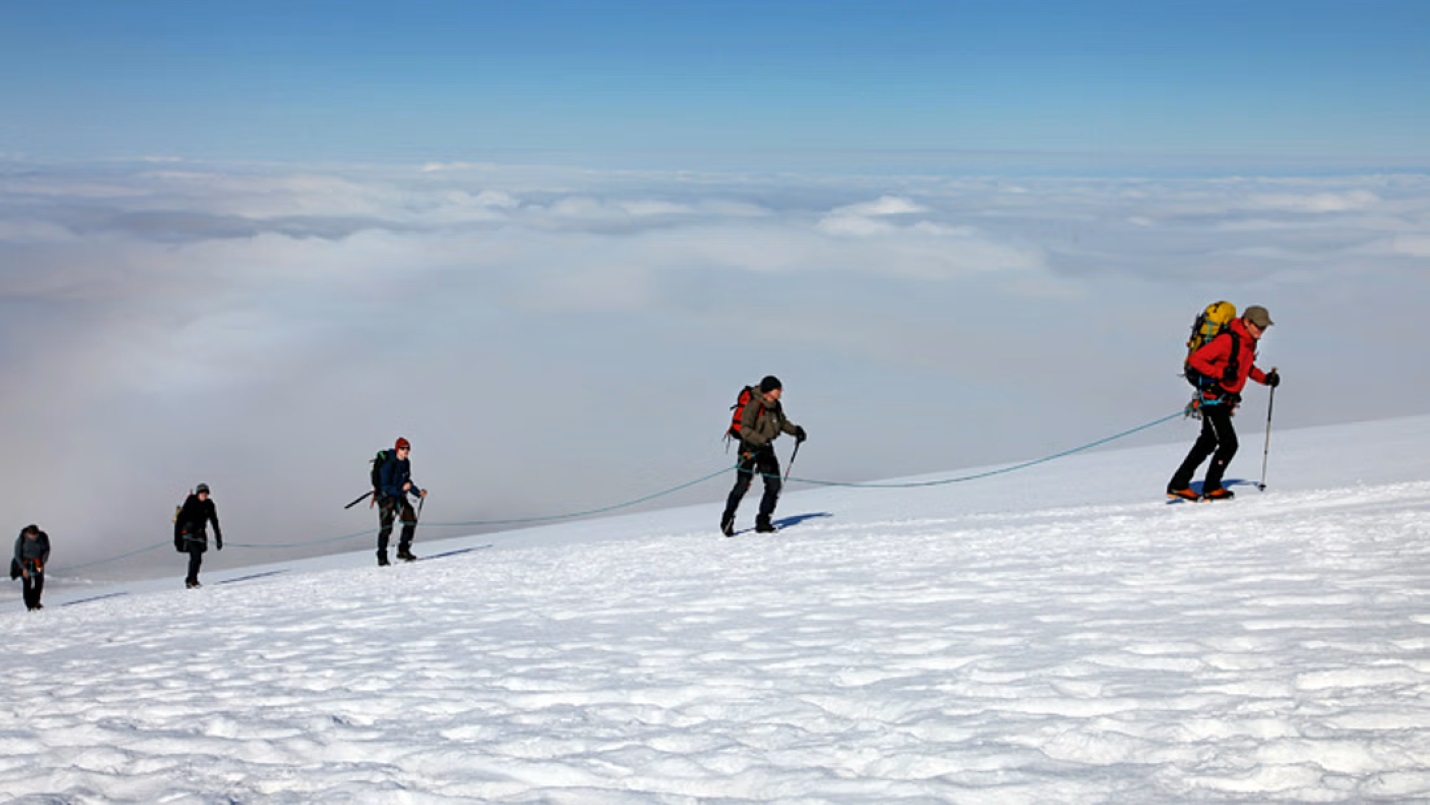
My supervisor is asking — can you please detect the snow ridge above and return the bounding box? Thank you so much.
[3,417,1430,802]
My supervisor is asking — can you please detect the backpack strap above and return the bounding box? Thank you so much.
[1223,327,1241,386]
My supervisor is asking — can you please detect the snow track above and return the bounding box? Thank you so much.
[3,419,1430,802]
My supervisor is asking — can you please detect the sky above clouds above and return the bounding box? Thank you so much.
[1,2,1429,573]
[3,0,1430,165]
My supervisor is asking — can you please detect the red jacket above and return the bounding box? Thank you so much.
[1188,318,1268,396]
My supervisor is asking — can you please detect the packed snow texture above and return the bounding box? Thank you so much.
[3,414,1429,802]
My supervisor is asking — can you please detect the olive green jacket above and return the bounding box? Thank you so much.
[738,390,800,449]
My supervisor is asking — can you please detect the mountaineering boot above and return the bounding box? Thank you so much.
[185,579,200,589]
[720,512,736,537]
[377,552,391,567]
[755,515,777,534]
[1166,486,1200,502]
[1202,487,1235,501]
[396,549,418,562]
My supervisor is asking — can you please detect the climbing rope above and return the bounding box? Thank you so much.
[63,541,173,572]
[784,410,1186,489]
[56,411,1184,569]
[418,465,733,529]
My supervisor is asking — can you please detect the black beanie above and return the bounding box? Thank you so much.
[759,375,783,393]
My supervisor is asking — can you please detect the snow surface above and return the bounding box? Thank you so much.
[4,413,1430,803]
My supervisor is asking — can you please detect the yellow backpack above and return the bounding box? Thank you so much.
[1184,301,1237,389]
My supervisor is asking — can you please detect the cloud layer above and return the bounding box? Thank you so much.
[3,160,1427,575]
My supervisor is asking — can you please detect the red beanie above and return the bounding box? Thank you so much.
[395,437,411,451]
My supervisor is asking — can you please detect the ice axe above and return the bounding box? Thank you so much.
[343,490,374,509]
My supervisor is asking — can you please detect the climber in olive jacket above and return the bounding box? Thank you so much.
[721,375,807,536]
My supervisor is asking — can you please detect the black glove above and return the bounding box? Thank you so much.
[794,426,807,444]
[1221,364,1238,384]
[215,533,224,551]
[1266,370,1280,388]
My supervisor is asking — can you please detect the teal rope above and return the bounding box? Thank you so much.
[419,465,733,528]
[71,466,737,565]
[229,526,378,550]
[62,539,171,572]
[782,410,1186,489]
[54,411,1182,568]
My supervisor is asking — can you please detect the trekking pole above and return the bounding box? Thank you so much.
[343,490,374,510]
[783,441,802,485]
[1257,385,1276,491]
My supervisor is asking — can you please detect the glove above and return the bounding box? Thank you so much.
[216,535,223,551]
[1221,364,1238,384]
[1266,370,1280,388]
[793,426,807,444]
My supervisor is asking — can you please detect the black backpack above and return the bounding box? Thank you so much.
[173,496,188,552]
[370,450,392,496]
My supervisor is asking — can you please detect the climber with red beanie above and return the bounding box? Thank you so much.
[375,437,426,565]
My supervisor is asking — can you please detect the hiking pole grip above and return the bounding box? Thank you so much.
[1258,385,1275,491]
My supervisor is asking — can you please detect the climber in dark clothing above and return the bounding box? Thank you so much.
[13,524,50,611]
[175,483,223,588]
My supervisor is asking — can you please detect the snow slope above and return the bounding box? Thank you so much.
[3,414,1429,803]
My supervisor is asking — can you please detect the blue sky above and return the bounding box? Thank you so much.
[4,0,1429,167]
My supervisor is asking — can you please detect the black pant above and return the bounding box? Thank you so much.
[21,569,43,609]
[1170,402,1239,492]
[724,445,782,526]
[186,545,206,585]
[378,497,417,556]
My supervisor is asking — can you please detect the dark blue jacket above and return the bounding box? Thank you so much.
[377,455,421,501]
[13,530,50,568]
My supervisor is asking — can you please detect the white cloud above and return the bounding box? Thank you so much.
[421,161,489,172]
[817,195,930,236]
[832,195,930,217]
[1246,190,1380,213]
[619,200,693,217]
[1391,235,1430,258]
[0,218,75,243]
[3,161,1428,576]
